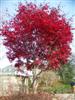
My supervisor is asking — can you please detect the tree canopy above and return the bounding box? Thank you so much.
[1,3,73,70]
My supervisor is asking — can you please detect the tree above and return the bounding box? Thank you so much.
[57,61,75,84]
[1,3,73,93]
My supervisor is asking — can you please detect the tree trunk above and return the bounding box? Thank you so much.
[21,77,25,93]
[25,78,29,94]
[33,79,38,94]
[31,67,47,94]
[21,77,29,94]
[32,68,38,94]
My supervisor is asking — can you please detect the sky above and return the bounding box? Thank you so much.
[0,0,75,68]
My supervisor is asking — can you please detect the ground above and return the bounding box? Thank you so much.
[0,93,75,100]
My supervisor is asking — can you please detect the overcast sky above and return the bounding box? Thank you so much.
[0,0,75,68]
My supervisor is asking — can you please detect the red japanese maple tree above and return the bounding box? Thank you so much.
[1,3,73,70]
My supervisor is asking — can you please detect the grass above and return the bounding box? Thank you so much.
[39,82,72,93]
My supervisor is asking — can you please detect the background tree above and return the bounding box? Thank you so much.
[1,3,73,93]
[57,61,75,84]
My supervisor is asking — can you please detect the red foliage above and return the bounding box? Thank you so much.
[1,3,73,70]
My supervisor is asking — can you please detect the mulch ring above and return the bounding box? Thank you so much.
[0,92,53,100]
